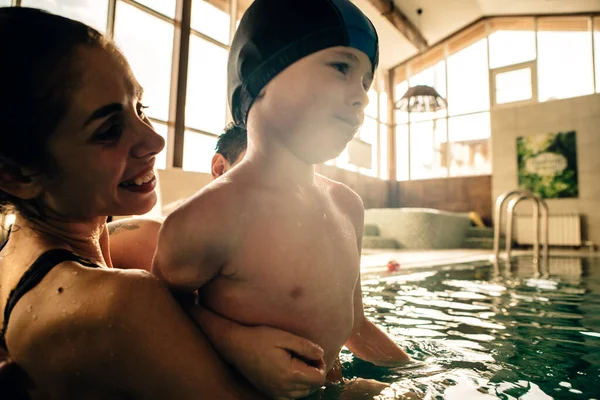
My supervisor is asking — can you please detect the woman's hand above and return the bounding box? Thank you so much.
[188,305,327,399]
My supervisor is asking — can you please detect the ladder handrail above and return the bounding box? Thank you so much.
[493,189,549,263]
[493,190,525,256]
[506,193,540,262]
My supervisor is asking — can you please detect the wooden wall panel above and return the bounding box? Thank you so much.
[397,175,492,225]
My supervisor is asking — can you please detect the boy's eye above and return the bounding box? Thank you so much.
[331,62,350,74]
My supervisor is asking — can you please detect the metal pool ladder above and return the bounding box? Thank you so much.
[492,190,549,264]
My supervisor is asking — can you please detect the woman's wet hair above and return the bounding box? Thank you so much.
[0,7,109,218]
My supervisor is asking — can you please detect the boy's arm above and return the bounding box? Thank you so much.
[151,194,227,293]
[342,187,411,366]
[345,276,411,366]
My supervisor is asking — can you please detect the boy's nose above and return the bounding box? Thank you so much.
[349,83,369,111]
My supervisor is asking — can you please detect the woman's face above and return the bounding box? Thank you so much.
[39,45,165,220]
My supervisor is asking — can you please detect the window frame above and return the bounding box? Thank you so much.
[490,60,538,109]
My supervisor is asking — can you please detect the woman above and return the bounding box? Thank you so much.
[0,7,325,399]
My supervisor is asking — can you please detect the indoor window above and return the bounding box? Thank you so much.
[186,35,228,134]
[22,0,108,32]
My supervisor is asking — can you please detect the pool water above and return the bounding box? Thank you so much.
[320,256,600,399]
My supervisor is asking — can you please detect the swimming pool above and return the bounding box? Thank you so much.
[320,255,600,399]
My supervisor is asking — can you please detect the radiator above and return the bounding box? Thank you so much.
[513,214,581,246]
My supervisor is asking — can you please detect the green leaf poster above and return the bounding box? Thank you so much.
[517,131,578,198]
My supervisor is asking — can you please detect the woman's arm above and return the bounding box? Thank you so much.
[188,305,327,399]
[17,269,264,400]
[108,217,162,271]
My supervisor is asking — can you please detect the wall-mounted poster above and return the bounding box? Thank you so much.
[517,131,578,198]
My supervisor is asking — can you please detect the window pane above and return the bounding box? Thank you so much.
[186,35,228,134]
[494,67,533,104]
[357,117,378,175]
[359,116,377,144]
[394,81,409,124]
[134,0,176,19]
[192,0,230,45]
[408,61,447,122]
[379,91,388,124]
[237,0,253,22]
[409,61,447,98]
[538,30,594,101]
[448,112,491,177]
[0,0,11,6]
[151,121,169,170]
[335,145,359,173]
[365,89,378,119]
[409,119,448,180]
[447,39,490,115]
[489,30,536,69]
[395,125,409,181]
[114,2,174,122]
[594,18,600,93]
[183,131,217,173]
[379,124,388,180]
[22,0,108,32]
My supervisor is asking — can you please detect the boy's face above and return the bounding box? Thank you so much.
[248,46,373,164]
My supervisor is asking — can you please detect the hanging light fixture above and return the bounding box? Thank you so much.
[394,6,447,113]
[395,85,447,112]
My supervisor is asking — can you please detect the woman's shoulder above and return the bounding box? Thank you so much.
[6,263,167,376]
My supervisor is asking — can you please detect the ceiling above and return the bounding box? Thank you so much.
[354,0,600,69]
[353,0,419,69]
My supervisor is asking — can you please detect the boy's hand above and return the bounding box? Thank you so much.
[231,326,327,399]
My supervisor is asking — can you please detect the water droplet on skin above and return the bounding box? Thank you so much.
[26,305,32,312]
[323,213,327,219]
[72,271,79,276]
[32,315,37,321]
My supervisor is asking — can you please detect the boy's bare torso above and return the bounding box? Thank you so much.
[196,172,362,369]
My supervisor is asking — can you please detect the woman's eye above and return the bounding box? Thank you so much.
[94,116,124,143]
[94,125,123,142]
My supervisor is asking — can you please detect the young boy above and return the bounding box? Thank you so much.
[211,123,247,179]
[153,0,410,391]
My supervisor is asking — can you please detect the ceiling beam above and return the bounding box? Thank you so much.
[367,0,428,51]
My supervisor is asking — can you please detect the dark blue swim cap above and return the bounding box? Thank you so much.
[228,0,379,127]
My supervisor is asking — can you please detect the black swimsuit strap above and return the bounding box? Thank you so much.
[0,249,100,349]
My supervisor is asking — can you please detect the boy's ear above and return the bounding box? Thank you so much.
[257,87,266,99]
[0,159,44,200]
[211,153,230,179]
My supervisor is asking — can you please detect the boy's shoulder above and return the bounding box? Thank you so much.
[160,177,251,246]
[316,173,364,210]
[316,174,364,225]
[167,178,245,225]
